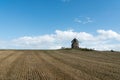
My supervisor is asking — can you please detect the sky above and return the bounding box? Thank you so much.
[0,0,120,50]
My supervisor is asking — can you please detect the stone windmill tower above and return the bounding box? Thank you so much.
[71,38,79,48]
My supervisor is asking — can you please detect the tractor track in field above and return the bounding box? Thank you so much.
[44,51,101,80]
[55,50,120,78]
[45,51,120,80]
[0,52,15,63]
[0,51,23,79]
[35,51,75,80]
[5,52,25,80]
[4,51,50,80]
[0,50,120,80]
[40,51,88,80]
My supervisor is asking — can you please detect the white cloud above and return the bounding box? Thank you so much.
[74,18,82,23]
[54,30,94,41]
[97,30,120,40]
[0,29,120,51]
[74,16,93,24]
[12,35,55,49]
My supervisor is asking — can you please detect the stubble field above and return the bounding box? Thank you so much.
[0,50,120,80]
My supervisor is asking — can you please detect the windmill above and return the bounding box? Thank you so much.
[71,38,79,48]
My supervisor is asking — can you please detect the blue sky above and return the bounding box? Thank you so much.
[0,0,120,50]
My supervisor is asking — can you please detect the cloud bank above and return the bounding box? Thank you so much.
[0,29,120,51]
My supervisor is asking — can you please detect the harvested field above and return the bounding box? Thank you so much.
[0,50,120,80]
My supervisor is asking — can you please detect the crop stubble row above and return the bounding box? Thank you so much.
[0,50,120,80]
